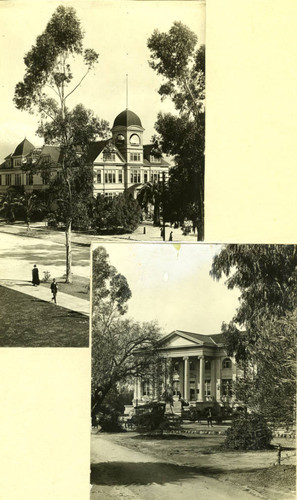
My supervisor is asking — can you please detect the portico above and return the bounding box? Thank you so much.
[133,330,239,407]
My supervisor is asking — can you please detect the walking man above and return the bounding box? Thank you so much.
[50,278,58,304]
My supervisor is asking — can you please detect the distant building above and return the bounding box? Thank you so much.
[0,109,170,199]
[133,329,241,409]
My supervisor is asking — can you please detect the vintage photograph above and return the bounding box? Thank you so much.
[0,0,205,346]
[91,242,296,499]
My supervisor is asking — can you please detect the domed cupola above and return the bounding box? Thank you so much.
[113,109,142,128]
[111,108,144,161]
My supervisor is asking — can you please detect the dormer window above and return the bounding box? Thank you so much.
[150,155,161,163]
[103,153,116,161]
[14,158,22,167]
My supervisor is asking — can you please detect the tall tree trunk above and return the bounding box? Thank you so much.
[197,170,204,241]
[65,220,72,283]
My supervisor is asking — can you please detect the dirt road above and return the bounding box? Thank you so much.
[91,433,257,500]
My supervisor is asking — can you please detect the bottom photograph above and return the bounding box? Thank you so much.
[90,243,296,500]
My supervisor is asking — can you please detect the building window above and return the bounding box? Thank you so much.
[143,171,148,183]
[116,134,125,144]
[118,171,123,183]
[204,380,211,397]
[14,158,22,167]
[222,358,232,369]
[130,153,141,162]
[142,381,151,396]
[5,174,12,186]
[130,134,140,145]
[96,171,102,184]
[15,174,22,186]
[26,173,33,185]
[42,175,48,185]
[130,170,140,183]
[205,359,211,370]
[103,153,116,162]
[222,379,233,397]
[151,173,159,183]
[105,170,116,183]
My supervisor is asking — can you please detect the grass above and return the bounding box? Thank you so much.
[40,274,90,300]
[0,285,89,347]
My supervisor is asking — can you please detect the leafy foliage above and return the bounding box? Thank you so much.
[14,5,109,281]
[210,244,297,426]
[147,22,205,239]
[92,193,142,233]
[91,247,161,422]
[225,412,272,450]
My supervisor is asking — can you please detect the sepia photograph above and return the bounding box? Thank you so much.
[0,0,205,347]
[91,242,296,499]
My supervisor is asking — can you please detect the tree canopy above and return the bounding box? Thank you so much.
[14,5,109,282]
[147,22,205,239]
[92,247,161,419]
[210,244,297,426]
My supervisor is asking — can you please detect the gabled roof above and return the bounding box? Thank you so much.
[12,138,35,157]
[158,330,225,348]
[143,144,170,167]
[87,140,125,163]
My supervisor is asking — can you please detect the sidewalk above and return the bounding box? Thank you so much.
[0,279,89,316]
[0,221,198,246]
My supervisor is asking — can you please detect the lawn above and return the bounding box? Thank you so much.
[39,274,90,300]
[0,285,89,347]
[98,431,296,499]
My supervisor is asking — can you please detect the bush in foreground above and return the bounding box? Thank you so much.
[225,412,272,450]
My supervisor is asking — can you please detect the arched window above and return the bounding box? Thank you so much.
[222,358,232,369]
[129,133,140,145]
[116,134,125,144]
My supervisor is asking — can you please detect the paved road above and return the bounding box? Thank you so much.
[91,434,257,500]
[0,231,90,281]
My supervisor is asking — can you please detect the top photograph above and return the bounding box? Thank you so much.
[0,0,205,347]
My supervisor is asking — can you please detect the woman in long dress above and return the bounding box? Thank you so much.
[32,264,40,286]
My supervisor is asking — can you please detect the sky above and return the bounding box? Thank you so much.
[92,242,240,336]
[0,0,205,160]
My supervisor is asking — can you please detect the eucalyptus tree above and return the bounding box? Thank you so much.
[148,22,205,240]
[210,244,297,426]
[14,5,109,282]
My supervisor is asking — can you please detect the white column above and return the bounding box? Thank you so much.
[216,358,222,402]
[179,359,184,398]
[211,359,216,400]
[195,358,200,400]
[183,356,190,401]
[198,355,205,402]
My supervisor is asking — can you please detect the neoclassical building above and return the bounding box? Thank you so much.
[0,109,170,199]
[133,330,241,409]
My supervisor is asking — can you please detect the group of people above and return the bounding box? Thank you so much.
[31,265,58,304]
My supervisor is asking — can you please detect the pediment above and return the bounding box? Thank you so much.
[94,149,124,164]
[163,335,198,348]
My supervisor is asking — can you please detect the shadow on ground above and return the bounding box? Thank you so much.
[91,461,266,486]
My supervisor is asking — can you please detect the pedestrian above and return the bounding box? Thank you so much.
[32,264,40,286]
[207,408,213,427]
[50,278,58,304]
[169,231,173,241]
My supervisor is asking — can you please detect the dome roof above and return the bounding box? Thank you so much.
[113,109,142,128]
[13,138,35,157]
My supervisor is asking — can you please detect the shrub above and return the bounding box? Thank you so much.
[225,412,272,450]
[42,270,51,282]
